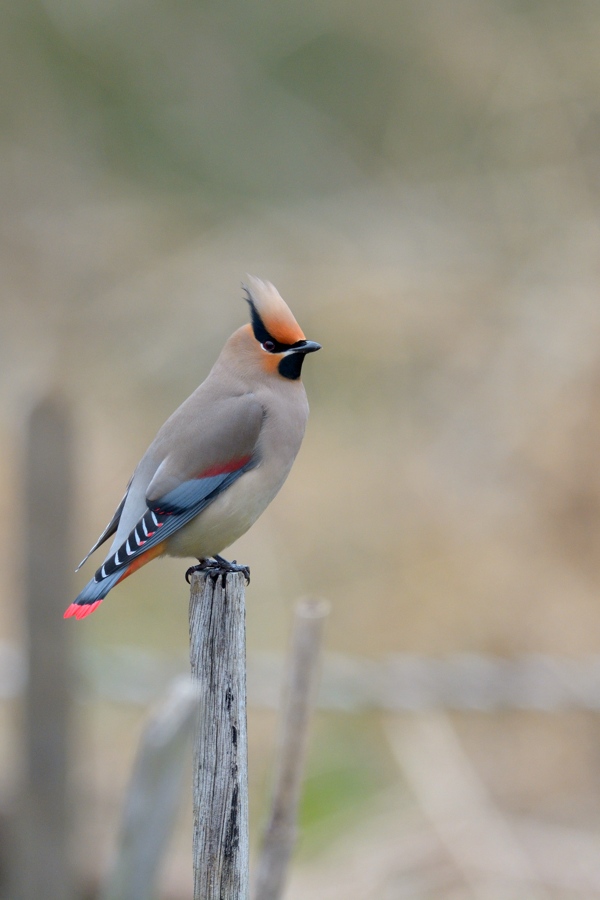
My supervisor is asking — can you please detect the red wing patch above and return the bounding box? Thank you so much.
[197,455,252,478]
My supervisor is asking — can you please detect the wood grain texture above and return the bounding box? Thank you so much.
[189,571,249,900]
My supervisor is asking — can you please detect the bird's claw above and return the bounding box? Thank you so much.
[185,558,217,583]
[185,556,250,586]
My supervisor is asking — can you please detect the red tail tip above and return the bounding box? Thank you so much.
[64,600,103,620]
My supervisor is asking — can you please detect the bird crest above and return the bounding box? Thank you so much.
[243,276,305,347]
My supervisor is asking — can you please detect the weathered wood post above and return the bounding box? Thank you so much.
[101,677,199,900]
[19,395,75,900]
[253,598,329,900]
[189,571,249,900]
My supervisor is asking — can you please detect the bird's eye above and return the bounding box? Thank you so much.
[262,340,275,352]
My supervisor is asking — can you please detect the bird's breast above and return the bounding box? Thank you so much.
[165,383,309,559]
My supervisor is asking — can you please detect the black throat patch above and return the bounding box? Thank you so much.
[278,352,305,380]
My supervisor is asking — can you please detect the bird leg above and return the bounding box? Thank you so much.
[185,555,251,586]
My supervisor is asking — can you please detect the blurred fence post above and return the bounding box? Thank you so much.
[189,572,249,900]
[101,677,199,900]
[253,598,329,900]
[17,395,75,900]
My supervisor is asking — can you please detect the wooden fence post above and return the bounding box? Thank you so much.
[101,677,199,900]
[18,395,75,900]
[189,572,249,900]
[253,598,329,900]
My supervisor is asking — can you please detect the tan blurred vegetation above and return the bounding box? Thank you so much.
[3,0,600,896]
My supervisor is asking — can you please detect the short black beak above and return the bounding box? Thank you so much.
[295,340,321,354]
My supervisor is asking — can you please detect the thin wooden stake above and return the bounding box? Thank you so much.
[101,677,199,900]
[17,395,75,900]
[189,571,249,900]
[253,597,329,900]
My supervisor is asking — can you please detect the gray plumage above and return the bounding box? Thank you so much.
[65,277,320,618]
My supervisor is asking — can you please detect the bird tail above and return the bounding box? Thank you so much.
[63,572,121,619]
[64,541,165,619]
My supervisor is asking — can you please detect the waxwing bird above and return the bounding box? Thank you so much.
[65,277,320,619]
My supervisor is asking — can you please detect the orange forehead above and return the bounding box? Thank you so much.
[244,276,305,344]
[267,313,305,344]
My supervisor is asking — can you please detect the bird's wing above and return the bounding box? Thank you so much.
[99,458,258,579]
[66,395,263,616]
[75,477,133,571]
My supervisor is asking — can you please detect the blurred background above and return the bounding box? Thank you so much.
[3,0,600,897]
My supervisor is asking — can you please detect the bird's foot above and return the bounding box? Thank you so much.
[213,554,251,584]
[185,560,208,583]
[185,555,250,586]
